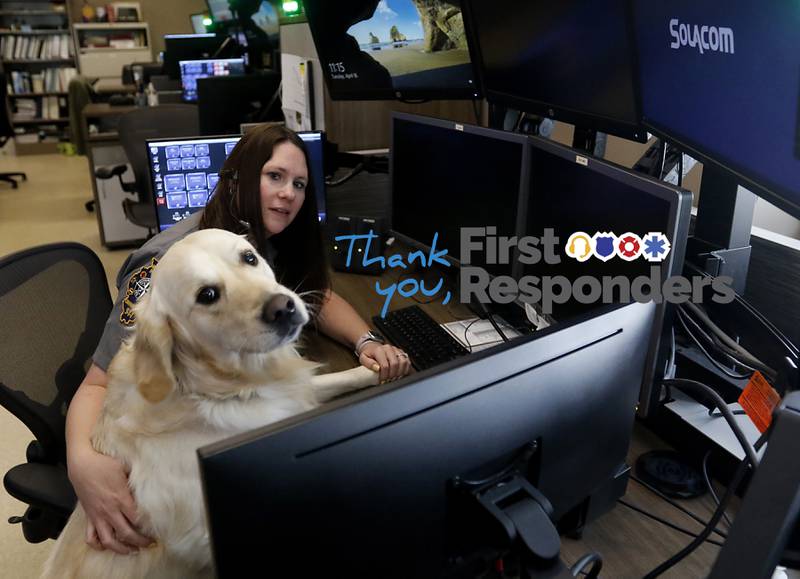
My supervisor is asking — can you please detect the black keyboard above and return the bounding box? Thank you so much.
[373,305,469,371]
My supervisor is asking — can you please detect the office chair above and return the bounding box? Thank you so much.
[0,72,28,189]
[94,104,199,232]
[0,243,112,542]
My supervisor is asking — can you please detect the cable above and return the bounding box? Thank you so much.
[570,552,603,578]
[683,301,776,377]
[662,378,759,467]
[617,499,725,547]
[643,457,750,578]
[629,475,728,540]
[675,308,753,380]
[683,261,798,358]
[643,377,761,577]
[325,162,365,188]
[702,451,733,529]
[677,306,757,377]
[679,304,772,378]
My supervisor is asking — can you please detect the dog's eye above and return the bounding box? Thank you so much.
[241,250,258,266]
[196,286,220,305]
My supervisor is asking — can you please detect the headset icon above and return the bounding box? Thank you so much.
[565,232,594,262]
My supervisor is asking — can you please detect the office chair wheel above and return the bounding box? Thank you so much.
[85,200,95,212]
[8,506,64,543]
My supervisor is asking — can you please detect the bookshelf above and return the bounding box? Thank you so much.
[0,0,77,154]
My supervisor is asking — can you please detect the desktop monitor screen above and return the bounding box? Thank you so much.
[464,0,646,142]
[147,132,327,231]
[391,112,527,277]
[197,73,282,135]
[634,1,800,220]
[179,58,245,102]
[305,0,480,100]
[163,33,233,79]
[199,301,656,577]
[522,136,692,415]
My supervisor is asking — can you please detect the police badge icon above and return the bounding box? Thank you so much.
[120,257,159,326]
[592,232,617,262]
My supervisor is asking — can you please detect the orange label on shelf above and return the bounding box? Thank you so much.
[738,371,781,433]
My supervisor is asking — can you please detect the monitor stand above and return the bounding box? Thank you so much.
[688,163,756,294]
[452,471,573,579]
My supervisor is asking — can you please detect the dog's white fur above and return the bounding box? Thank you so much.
[43,229,378,579]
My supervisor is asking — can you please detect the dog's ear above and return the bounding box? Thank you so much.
[132,293,175,403]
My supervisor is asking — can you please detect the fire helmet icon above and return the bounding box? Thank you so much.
[616,233,643,261]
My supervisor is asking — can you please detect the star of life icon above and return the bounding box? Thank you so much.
[642,232,671,262]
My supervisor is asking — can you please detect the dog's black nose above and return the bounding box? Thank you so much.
[262,295,300,328]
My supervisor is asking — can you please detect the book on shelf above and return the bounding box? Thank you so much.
[0,33,72,61]
[6,67,76,94]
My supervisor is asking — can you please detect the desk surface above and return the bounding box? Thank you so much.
[301,262,727,578]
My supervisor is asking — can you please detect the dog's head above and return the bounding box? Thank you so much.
[130,228,310,403]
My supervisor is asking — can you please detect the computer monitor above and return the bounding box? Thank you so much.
[146,131,327,231]
[179,58,246,102]
[521,135,692,416]
[163,33,233,79]
[198,300,656,577]
[196,72,281,135]
[634,1,800,220]
[206,0,234,23]
[390,112,528,277]
[305,0,480,100]
[147,135,241,231]
[463,0,647,142]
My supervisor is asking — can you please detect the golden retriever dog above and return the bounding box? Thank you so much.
[43,229,378,578]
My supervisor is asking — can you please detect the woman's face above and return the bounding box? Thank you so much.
[260,142,308,236]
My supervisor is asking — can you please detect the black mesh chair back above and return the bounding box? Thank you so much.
[118,104,200,207]
[0,243,112,464]
[0,243,111,541]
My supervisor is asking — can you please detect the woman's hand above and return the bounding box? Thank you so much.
[67,447,154,554]
[358,342,412,383]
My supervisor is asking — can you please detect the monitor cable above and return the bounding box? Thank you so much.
[682,261,798,359]
[616,499,725,547]
[629,474,728,540]
[642,378,761,578]
[569,551,603,577]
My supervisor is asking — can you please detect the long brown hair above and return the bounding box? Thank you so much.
[199,124,330,308]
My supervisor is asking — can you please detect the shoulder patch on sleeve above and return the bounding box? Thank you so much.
[120,257,159,327]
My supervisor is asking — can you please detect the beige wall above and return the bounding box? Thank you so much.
[71,0,208,56]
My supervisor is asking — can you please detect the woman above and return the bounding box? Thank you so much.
[66,125,411,554]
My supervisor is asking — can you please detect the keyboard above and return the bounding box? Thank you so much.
[372,305,469,371]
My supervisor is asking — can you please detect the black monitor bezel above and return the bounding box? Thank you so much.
[642,119,800,222]
[461,0,648,143]
[304,2,482,101]
[198,300,655,577]
[389,111,531,276]
[523,133,693,417]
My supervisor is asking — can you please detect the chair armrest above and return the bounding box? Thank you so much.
[94,164,128,180]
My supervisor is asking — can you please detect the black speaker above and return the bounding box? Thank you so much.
[328,216,386,275]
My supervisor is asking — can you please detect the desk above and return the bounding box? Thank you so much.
[82,103,149,248]
[302,262,727,578]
